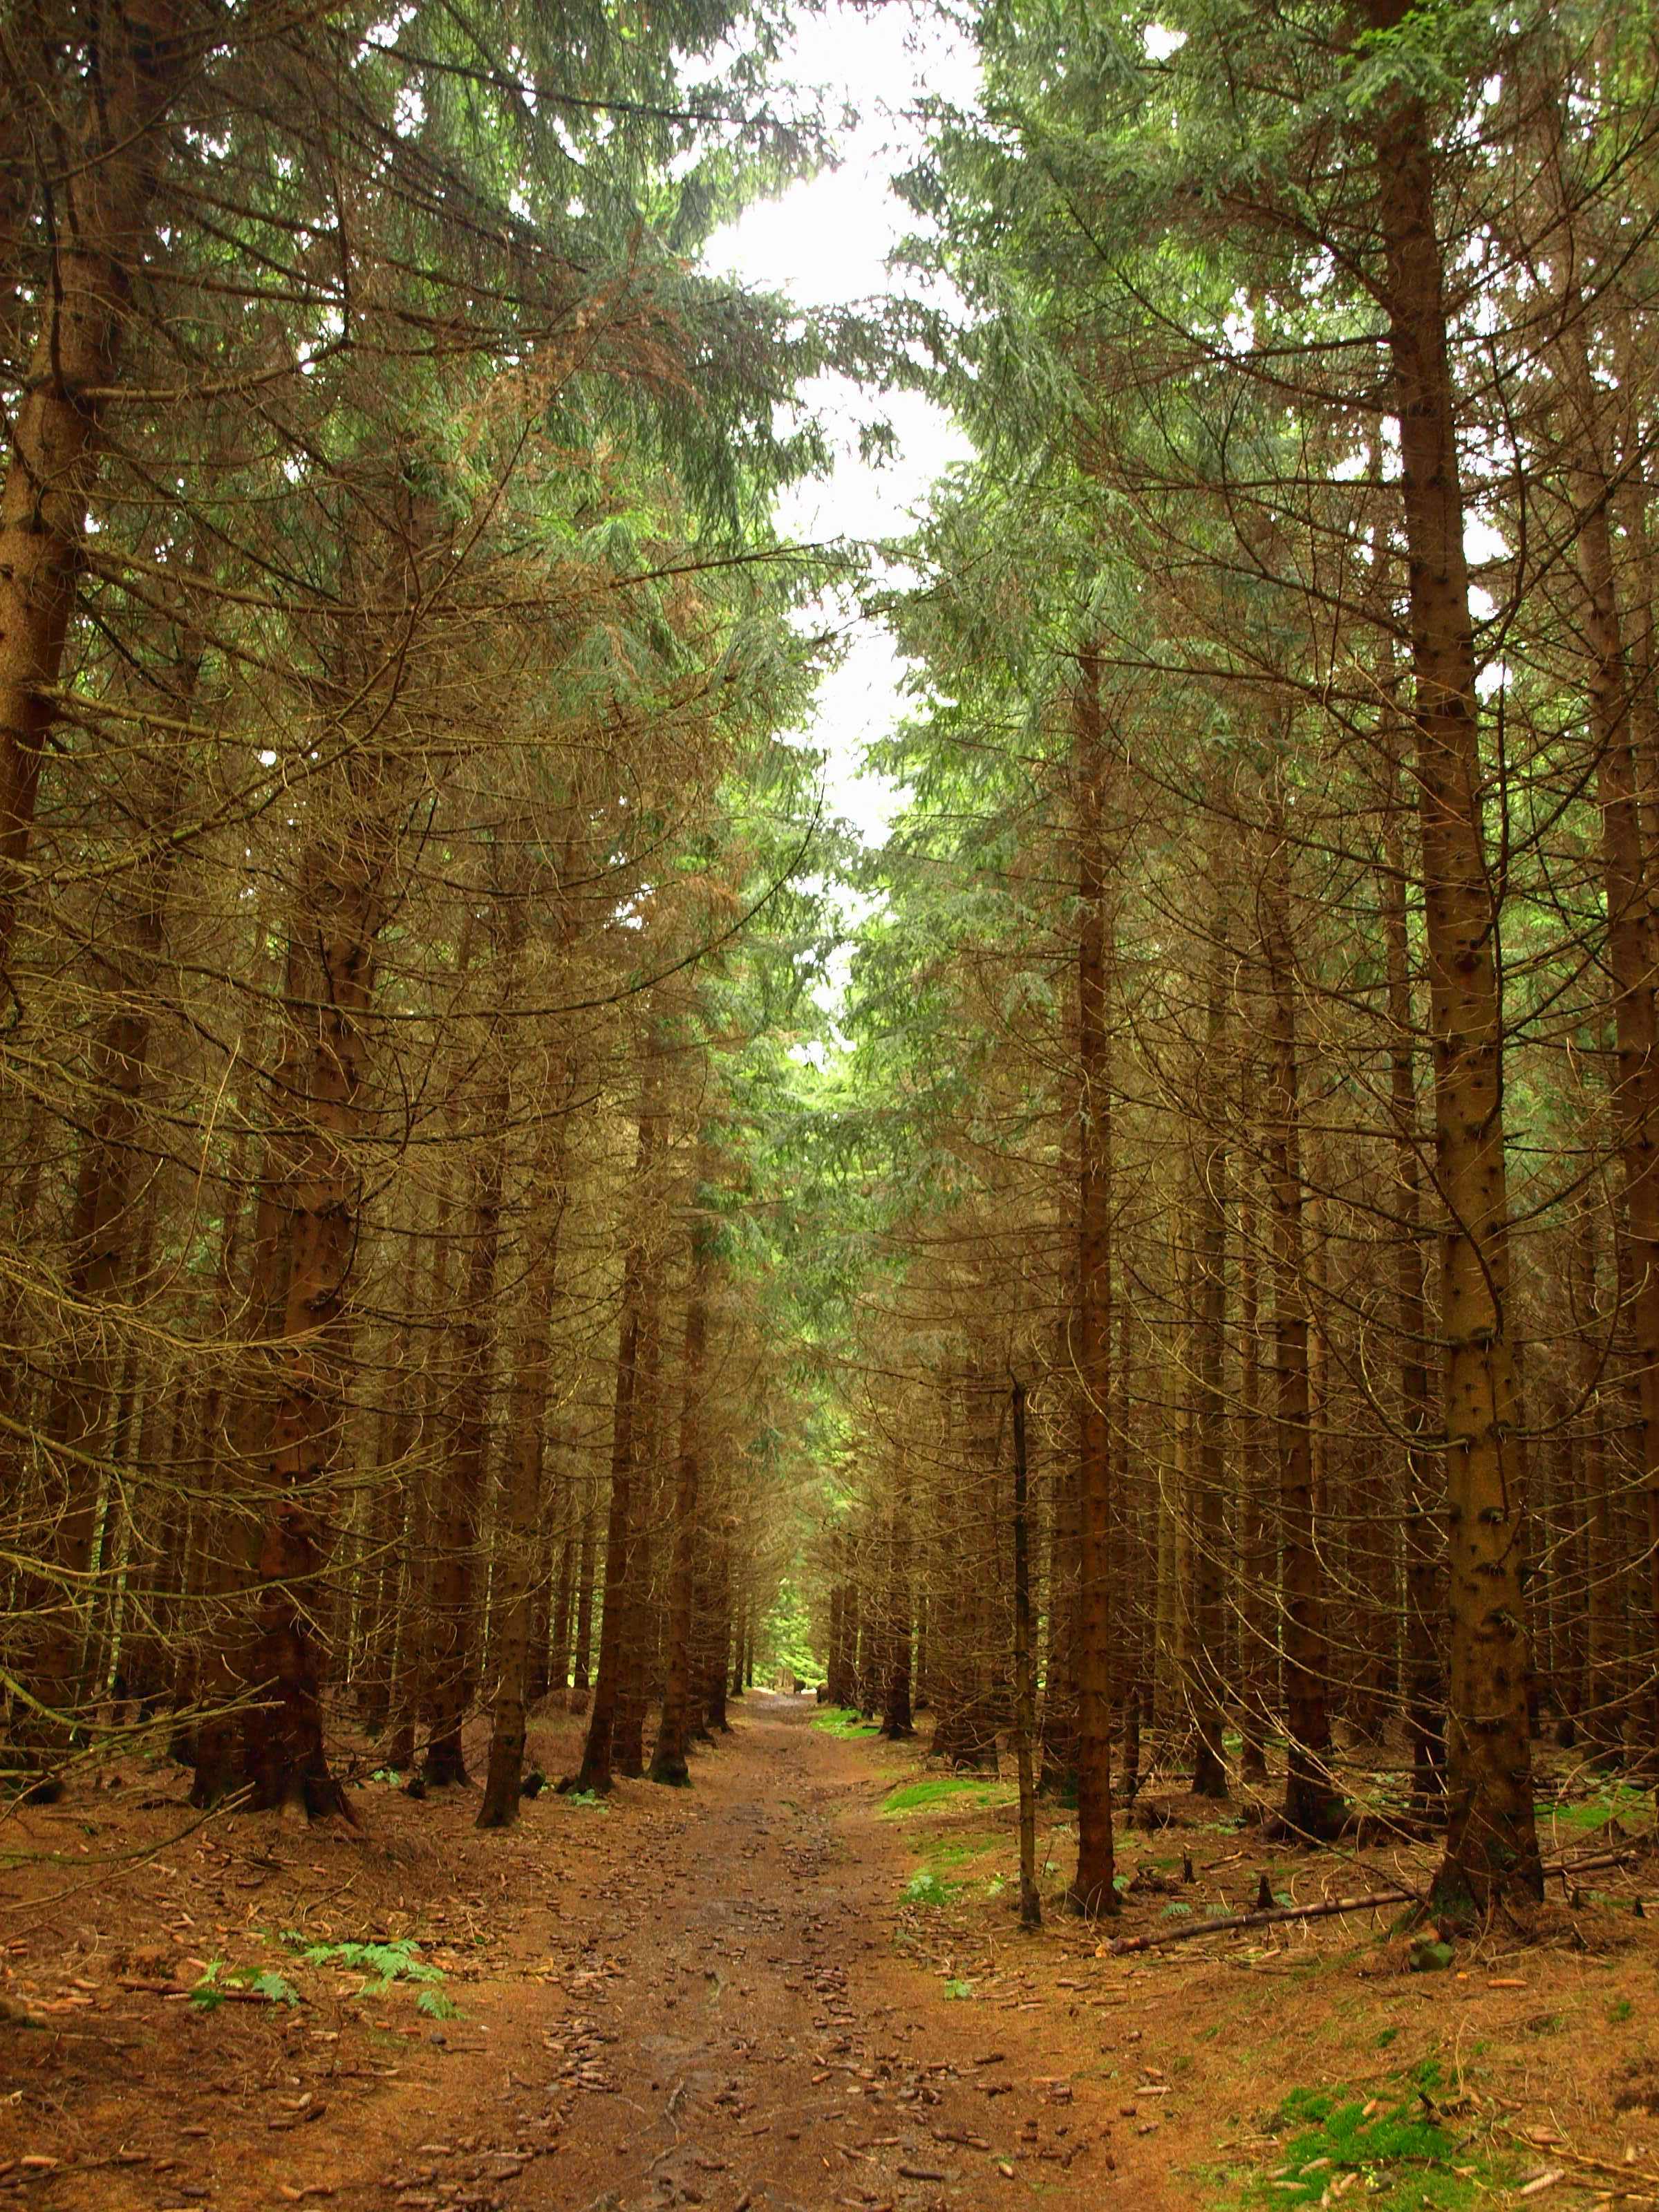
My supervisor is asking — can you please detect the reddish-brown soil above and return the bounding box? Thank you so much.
[6,1696,1659,2211]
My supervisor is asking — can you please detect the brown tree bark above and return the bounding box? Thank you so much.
[1381,795,1444,1808]
[1366,7,1541,1911]
[1011,1378,1040,1929]
[478,1078,576,1825]
[1262,818,1343,1841]
[1069,648,1117,1915]
[572,1037,659,1792]
[423,1078,509,1789]
[1188,871,1230,1799]
[612,1271,664,1780]
[0,0,190,971]
[649,1141,717,1788]
[878,1454,916,1742]
[1235,1151,1271,1783]
[1541,183,1659,1756]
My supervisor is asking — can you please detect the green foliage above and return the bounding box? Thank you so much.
[812,1706,879,1738]
[1228,2073,1515,2209]
[943,1978,975,1999]
[755,1577,818,1683]
[1409,1940,1456,1974]
[415,1989,462,2021]
[882,1777,1003,1817]
[901,1870,953,1907]
[1541,1783,1650,1834]
[283,1933,442,1990]
[189,1959,301,2011]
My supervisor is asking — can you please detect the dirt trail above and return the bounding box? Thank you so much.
[20,1691,1650,2212]
[5,1691,1168,2212]
[344,1691,1152,2212]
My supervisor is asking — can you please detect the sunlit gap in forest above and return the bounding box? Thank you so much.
[4,2,1659,2206]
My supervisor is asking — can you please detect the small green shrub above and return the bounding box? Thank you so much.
[882,1777,1004,1817]
[901,1869,953,1907]
[812,1706,879,1738]
[189,1959,301,2011]
[282,1933,442,1991]
[1225,2072,1516,2210]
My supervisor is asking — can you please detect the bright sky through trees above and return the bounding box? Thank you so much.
[709,1,976,848]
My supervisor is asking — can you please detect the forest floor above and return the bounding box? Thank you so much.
[6,1695,1659,2212]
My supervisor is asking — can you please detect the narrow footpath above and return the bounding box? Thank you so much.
[335,1692,1163,2212]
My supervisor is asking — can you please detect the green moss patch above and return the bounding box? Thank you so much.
[812,1705,880,1738]
[1224,2068,1516,2209]
[882,1776,1009,1817]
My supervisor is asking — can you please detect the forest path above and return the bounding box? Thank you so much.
[342,1691,1166,2212]
[10,1694,1647,2212]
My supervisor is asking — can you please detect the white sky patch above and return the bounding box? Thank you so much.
[706,1,976,854]
[1145,25,1188,60]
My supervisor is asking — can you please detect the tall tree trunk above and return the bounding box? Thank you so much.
[478,1080,574,1825]
[1188,872,1230,1799]
[649,1141,716,1788]
[0,0,189,968]
[1069,648,1117,1915]
[241,832,388,1818]
[612,1273,664,1779]
[1542,196,1659,1759]
[1011,1378,1040,1929]
[1366,12,1541,1911]
[424,1082,509,1788]
[1235,1150,1271,1783]
[1262,818,1343,1841]
[878,1448,915,1742]
[572,1039,658,1793]
[1381,795,1445,1808]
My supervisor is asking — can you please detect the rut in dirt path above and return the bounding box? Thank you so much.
[359,1692,1143,2212]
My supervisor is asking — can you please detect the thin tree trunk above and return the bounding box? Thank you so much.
[1070,647,1117,1916]
[572,1040,658,1792]
[1011,1378,1041,1930]
[1382,795,1444,1808]
[424,1083,509,1788]
[478,1083,573,1825]
[1262,820,1343,1841]
[1188,876,1230,1799]
[649,1141,716,1787]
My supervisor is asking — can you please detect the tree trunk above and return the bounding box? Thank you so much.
[572,1038,659,1792]
[478,1084,574,1826]
[1069,648,1117,1915]
[1366,11,1541,1912]
[1188,873,1230,1799]
[1262,819,1343,1841]
[241,838,387,1819]
[649,1145,715,1787]
[1011,1379,1041,1928]
[1381,794,1445,1808]
[424,1082,509,1788]
[0,0,189,968]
